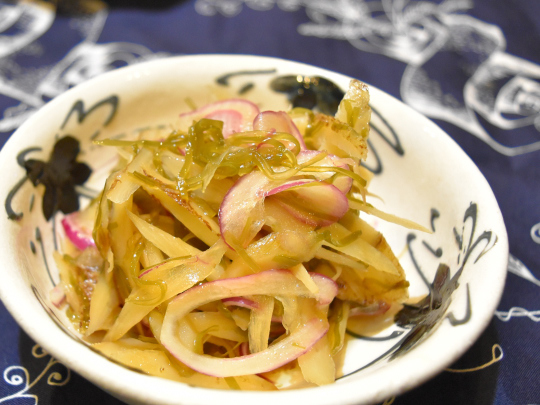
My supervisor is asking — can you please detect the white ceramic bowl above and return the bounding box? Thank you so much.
[0,55,508,405]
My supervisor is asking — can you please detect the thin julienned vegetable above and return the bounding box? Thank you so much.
[54,79,423,390]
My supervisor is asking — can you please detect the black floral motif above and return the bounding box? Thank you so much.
[388,203,493,359]
[21,136,91,220]
[270,75,345,115]
[391,263,461,358]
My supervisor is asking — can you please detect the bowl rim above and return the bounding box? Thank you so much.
[0,53,509,405]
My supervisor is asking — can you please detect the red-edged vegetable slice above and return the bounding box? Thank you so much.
[50,285,66,308]
[178,99,260,137]
[296,150,354,194]
[267,181,349,227]
[219,169,349,248]
[160,270,337,377]
[253,110,307,150]
[223,297,283,323]
[61,211,95,250]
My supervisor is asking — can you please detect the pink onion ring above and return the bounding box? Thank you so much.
[61,212,95,250]
[161,270,337,377]
[253,111,307,150]
[178,99,260,137]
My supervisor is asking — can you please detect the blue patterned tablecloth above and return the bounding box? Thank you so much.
[0,1,538,404]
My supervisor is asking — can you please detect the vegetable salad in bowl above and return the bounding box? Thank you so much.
[53,79,423,390]
[0,55,507,405]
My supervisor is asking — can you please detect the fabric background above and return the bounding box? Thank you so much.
[0,1,537,403]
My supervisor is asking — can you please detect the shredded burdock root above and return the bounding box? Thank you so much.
[53,80,426,390]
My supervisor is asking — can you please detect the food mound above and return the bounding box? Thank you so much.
[53,80,419,390]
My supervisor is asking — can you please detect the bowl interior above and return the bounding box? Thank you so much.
[0,55,508,405]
